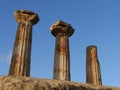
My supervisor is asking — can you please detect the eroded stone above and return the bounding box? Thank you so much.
[14,10,39,25]
[50,20,74,37]
[50,20,74,81]
[9,10,39,76]
[86,45,102,85]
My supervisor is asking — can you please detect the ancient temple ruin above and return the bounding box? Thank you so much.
[86,45,102,85]
[9,10,39,76]
[7,10,104,87]
[50,20,74,81]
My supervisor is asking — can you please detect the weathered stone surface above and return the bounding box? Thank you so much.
[50,20,74,81]
[50,20,74,37]
[0,76,119,90]
[86,45,102,85]
[9,10,39,76]
[14,10,39,25]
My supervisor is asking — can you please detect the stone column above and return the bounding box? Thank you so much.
[86,45,102,85]
[9,10,39,76]
[50,20,74,81]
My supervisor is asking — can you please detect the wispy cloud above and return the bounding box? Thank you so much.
[0,51,12,64]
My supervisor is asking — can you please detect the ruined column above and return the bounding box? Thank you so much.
[86,45,102,85]
[50,20,74,81]
[9,10,39,76]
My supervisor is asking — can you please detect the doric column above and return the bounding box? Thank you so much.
[50,20,74,81]
[86,45,102,85]
[9,10,39,76]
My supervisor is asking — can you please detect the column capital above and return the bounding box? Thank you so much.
[50,20,74,37]
[14,10,39,25]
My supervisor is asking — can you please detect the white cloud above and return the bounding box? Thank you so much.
[0,51,12,65]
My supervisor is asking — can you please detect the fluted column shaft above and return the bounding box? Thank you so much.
[54,33,70,80]
[9,10,39,76]
[9,22,32,76]
[50,20,74,81]
[86,45,102,85]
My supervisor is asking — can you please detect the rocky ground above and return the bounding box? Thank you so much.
[0,76,119,90]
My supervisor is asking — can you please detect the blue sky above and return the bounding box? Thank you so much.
[0,0,120,87]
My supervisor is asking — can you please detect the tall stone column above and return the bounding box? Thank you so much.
[86,45,102,85]
[50,20,74,81]
[9,10,39,76]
